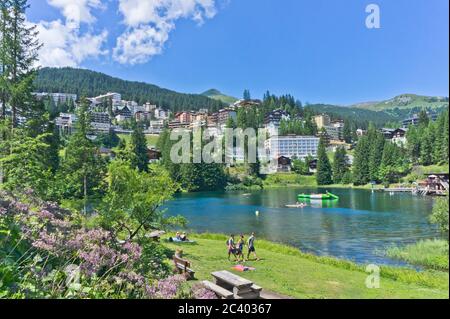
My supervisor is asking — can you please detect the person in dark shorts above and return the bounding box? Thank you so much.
[227,234,237,261]
[247,232,259,261]
[236,234,246,262]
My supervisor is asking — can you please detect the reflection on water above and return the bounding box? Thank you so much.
[165,188,441,266]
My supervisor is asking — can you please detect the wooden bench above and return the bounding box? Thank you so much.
[173,256,195,280]
[202,280,234,299]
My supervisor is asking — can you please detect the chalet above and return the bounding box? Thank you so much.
[55,113,77,134]
[308,159,318,173]
[99,147,115,159]
[231,99,262,109]
[147,148,162,163]
[264,109,290,137]
[381,128,407,145]
[114,106,132,122]
[277,156,292,172]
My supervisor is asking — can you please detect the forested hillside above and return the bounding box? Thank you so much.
[305,104,396,128]
[34,67,225,112]
[352,94,449,111]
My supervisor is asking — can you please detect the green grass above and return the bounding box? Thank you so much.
[118,133,159,147]
[402,164,449,183]
[145,134,159,147]
[386,239,449,271]
[263,173,317,188]
[163,233,449,299]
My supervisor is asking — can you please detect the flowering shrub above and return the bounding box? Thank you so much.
[191,283,218,300]
[0,191,191,299]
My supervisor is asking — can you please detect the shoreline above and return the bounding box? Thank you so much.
[164,232,449,299]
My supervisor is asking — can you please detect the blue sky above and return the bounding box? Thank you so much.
[27,0,449,105]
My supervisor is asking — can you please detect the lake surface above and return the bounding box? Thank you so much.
[165,188,441,267]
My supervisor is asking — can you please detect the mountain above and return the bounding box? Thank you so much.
[352,94,449,111]
[305,104,397,127]
[34,67,225,112]
[201,89,238,105]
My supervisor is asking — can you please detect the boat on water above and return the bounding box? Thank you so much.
[285,204,308,208]
[297,191,339,200]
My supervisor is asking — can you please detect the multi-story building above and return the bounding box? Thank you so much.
[144,103,157,112]
[154,108,169,120]
[265,135,320,160]
[217,109,237,126]
[148,120,165,133]
[313,114,331,130]
[168,120,190,129]
[135,111,151,122]
[93,92,121,104]
[55,113,78,134]
[34,92,77,105]
[402,112,438,128]
[324,121,344,141]
[264,109,290,137]
[89,112,111,132]
[207,113,218,127]
[175,111,193,124]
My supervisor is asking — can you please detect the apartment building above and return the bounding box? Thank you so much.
[265,135,320,160]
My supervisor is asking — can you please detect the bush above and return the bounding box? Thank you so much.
[430,197,449,234]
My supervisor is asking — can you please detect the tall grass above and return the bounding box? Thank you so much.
[386,239,449,271]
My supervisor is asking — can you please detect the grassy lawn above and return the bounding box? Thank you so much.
[263,173,317,188]
[118,133,159,147]
[163,233,449,299]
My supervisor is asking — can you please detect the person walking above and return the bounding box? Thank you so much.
[247,232,259,261]
[236,234,246,262]
[227,234,237,261]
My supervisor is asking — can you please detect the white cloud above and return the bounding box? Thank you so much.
[47,0,104,27]
[31,0,108,67]
[113,0,218,65]
[34,20,108,67]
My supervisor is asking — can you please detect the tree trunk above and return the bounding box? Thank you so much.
[84,174,87,214]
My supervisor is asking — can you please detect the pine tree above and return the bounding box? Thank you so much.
[406,125,421,163]
[0,0,10,119]
[55,99,106,202]
[368,130,385,182]
[130,120,149,172]
[418,109,430,128]
[352,135,370,185]
[442,109,449,163]
[332,147,349,184]
[420,125,434,165]
[316,137,333,185]
[2,0,41,127]
[243,89,251,101]
[343,119,353,144]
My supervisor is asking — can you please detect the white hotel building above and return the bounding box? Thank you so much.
[265,135,320,160]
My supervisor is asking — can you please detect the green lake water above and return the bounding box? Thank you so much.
[165,187,442,266]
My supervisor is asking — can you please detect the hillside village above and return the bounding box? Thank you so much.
[33,90,444,176]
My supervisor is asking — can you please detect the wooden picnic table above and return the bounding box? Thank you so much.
[145,230,166,242]
[211,270,261,299]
